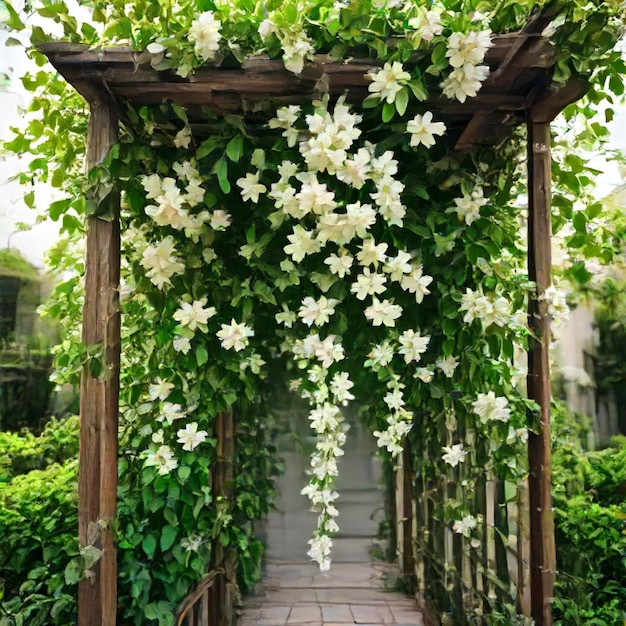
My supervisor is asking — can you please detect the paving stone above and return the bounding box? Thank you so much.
[350,604,394,625]
[321,604,354,622]
[257,605,291,624]
[288,605,322,624]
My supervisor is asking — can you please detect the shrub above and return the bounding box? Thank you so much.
[552,434,626,626]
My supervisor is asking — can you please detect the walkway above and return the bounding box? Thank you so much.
[238,421,424,626]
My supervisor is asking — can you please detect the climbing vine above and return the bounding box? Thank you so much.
[2,0,625,623]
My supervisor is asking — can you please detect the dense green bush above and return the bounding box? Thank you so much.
[0,461,79,626]
[552,410,626,626]
[0,416,79,482]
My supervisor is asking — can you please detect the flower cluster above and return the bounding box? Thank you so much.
[540,284,570,328]
[141,162,230,240]
[189,11,222,62]
[296,364,355,571]
[442,29,493,102]
[471,391,511,423]
[448,185,488,225]
[460,287,511,329]
[373,376,414,457]
[142,378,209,475]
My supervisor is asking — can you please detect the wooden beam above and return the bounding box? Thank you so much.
[77,99,120,626]
[526,117,556,626]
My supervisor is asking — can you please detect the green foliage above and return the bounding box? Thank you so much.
[552,405,626,626]
[0,461,79,626]
[0,415,79,482]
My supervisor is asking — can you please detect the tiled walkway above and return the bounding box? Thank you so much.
[237,420,424,626]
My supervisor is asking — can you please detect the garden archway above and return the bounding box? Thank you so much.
[37,5,607,625]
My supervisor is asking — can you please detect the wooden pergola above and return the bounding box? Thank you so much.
[39,7,588,625]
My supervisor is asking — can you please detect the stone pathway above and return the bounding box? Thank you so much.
[237,418,424,626]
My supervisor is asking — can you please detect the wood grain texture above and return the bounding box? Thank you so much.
[77,100,120,626]
[526,119,556,626]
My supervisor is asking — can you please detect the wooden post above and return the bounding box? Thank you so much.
[526,117,556,626]
[213,410,235,625]
[78,99,120,626]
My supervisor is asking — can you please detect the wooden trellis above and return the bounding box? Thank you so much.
[39,7,588,624]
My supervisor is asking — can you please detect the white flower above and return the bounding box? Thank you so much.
[284,225,321,262]
[314,336,345,368]
[408,7,443,41]
[371,176,406,226]
[472,391,511,423]
[540,285,570,326]
[309,403,342,433]
[148,378,174,401]
[330,371,355,404]
[442,63,490,103]
[406,111,446,148]
[365,341,394,370]
[447,30,493,68]
[336,147,371,189]
[173,336,192,354]
[181,535,204,552]
[177,422,209,451]
[160,402,186,426]
[210,210,232,231]
[173,298,216,331]
[400,265,433,303]
[217,319,254,352]
[269,106,301,147]
[142,173,162,199]
[282,30,315,75]
[324,253,354,278]
[449,186,488,225]
[140,237,185,289]
[398,329,430,364]
[236,172,266,203]
[173,161,199,181]
[442,443,467,467]
[436,355,459,377]
[189,11,222,61]
[174,126,192,149]
[295,176,337,216]
[383,251,413,282]
[298,296,340,327]
[258,18,276,39]
[144,445,178,475]
[367,61,410,104]
[357,239,388,268]
[350,268,387,300]
[453,514,477,535]
[275,305,297,328]
[307,535,333,570]
[414,367,434,383]
[364,298,403,327]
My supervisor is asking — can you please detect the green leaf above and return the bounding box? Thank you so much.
[196,346,209,367]
[226,135,244,162]
[142,534,157,557]
[3,2,25,30]
[382,101,395,123]
[395,87,409,116]
[215,157,231,194]
[160,526,177,552]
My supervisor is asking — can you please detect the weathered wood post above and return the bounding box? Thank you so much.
[78,98,121,626]
[526,115,556,626]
